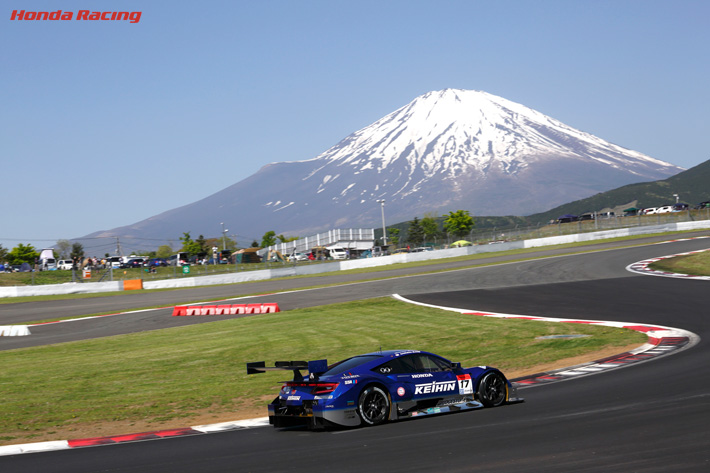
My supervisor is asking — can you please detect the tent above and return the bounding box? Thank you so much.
[623,207,641,216]
[234,248,262,264]
[451,240,472,247]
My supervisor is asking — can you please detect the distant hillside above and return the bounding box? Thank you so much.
[80,88,681,250]
[526,158,710,224]
[386,159,709,244]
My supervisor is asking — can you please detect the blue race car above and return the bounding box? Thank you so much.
[247,349,522,429]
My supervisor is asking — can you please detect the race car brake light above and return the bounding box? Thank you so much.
[286,382,339,394]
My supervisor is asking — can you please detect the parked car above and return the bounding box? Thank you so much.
[11,263,33,272]
[328,247,348,260]
[656,205,673,214]
[121,258,146,268]
[57,259,74,270]
[288,252,309,262]
[147,258,168,267]
[106,256,122,268]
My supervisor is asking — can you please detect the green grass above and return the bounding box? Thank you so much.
[648,250,710,276]
[0,297,646,442]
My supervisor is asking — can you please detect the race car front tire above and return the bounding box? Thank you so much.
[358,386,390,426]
[477,372,508,407]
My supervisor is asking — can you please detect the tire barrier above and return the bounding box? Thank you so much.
[0,325,31,336]
[172,303,280,316]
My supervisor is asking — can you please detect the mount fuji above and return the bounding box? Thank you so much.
[86,89,682,245]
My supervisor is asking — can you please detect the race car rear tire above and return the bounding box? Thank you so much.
[477,372,508,407]
[358,386,389,426]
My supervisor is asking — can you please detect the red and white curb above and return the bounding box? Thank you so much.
[626,248,710,280]
[0,418,270,456]
[392,294,700,388]
[2,285,701,456]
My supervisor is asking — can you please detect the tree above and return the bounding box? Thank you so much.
[195,234,209,256]
[443,210,475,239]
[387,228,400,246]
[179,232,202,256]
[55,239,71,259]
[205,236,236,252]
[0,244,8,262]
[70,243,84,263]
[407,217,425,246]
[421,212,440,243]
[250,240,259,248]
[7,243,39,264]
[277,234,299,243]
[156,245,173,259]
[261,231,277,248]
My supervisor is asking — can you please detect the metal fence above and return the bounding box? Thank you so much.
[260,228,376,256]
[457,209,710,246]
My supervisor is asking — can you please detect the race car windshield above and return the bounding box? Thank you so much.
[321,355,381,376]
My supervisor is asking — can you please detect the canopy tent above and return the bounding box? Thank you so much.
[451,240,472,247]
[623,207,641,216]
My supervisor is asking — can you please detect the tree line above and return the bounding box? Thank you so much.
[0,210,475,265]
[388,210,474,247]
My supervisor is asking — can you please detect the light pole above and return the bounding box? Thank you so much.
[376,199,387,246]
[220,222,228,251]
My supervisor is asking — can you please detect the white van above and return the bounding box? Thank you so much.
[57,259,74,270]
[106,256,122,268]
[328,247,348,260]
[38,248,57,271]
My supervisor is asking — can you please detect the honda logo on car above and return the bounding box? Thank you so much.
[414,380,456,394]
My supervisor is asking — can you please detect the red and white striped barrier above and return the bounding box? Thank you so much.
[172,303,280,316]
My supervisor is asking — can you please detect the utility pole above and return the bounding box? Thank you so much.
[221,222,228,251]
[376,199,387,246]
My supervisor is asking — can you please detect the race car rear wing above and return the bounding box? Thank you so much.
[247,359,328,382]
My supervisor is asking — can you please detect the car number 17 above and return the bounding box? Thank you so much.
[457,374,473,395]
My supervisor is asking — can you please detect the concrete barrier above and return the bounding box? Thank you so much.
[0,325,31,336]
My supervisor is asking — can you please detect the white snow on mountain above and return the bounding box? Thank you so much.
[82,88,684,246]
[302,89,676,200]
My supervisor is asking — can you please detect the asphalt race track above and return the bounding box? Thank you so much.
[1,234,709,472]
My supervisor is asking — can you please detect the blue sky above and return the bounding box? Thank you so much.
[2,0,708,252]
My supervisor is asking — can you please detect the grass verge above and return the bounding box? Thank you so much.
[0,297,646,444]
[648,250,710,276]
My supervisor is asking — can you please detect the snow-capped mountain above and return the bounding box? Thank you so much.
[85,89,682,246]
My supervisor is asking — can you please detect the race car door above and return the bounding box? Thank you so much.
[382,353,468,409]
